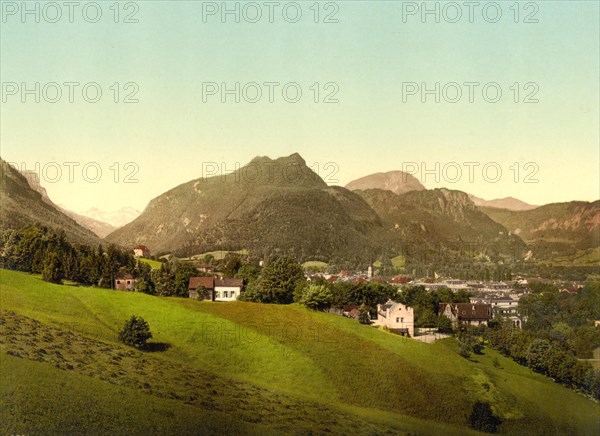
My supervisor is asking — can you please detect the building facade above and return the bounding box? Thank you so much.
[372,300,414,337]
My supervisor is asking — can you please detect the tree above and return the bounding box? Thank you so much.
[222,254,243,277]
[195,285,207,301]
[437,315,453,333]
[118,315,152,349]
[42,251,63,284]
[173,263,197,297]
[235,263,261,283]
[468,401,501,433]
[293,280,309,303]
[300,284,333,311]
[253,256,305,304]
[457,327,483,357]
[358,304,371,325]
[526,339,552,374]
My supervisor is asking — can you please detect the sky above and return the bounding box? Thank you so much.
[1,0,599,213]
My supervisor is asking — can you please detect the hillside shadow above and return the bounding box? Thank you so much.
[144,342,172,352]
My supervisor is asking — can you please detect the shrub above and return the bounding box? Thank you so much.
[458,342,472,359]
[437,315,453,333]
[300,285,333,311]
[468,401,501,433]
[118,316,152,349]
[358,304,371,325]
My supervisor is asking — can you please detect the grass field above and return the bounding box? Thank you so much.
[1,268,599,435]
[190,250,249,261]
[302,260,328,271]
[138,257,162,269]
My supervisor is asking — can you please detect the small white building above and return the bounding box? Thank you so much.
[214,278,244,301]
[372,300,414,337]
[188,277,244,301]
[133,244,151,258]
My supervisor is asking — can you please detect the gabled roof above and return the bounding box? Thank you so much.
[440,303,491,320]
[189,276,215,290]
[134,245,150,251]
[215,278,243,288]
[378,299,410,318]
[116,273,134,280]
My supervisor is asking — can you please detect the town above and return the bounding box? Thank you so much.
[112,244,590,343]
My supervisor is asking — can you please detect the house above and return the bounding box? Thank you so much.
[188,276,216,300]
[188,277,244,301]
[133,244,151,258]
[388,275,412,286]
[439,303,492,328]
[372,300,414,337]
[470,295,525,328]
[196,263,214,273]
[342,305,371,321]
[215,278,244,301]
[115,274,136,291]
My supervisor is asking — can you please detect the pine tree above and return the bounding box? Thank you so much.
[42,251,63,284]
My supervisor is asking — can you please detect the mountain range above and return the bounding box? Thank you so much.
[468,194,538,211]
[480,202,600,259]
[105,153,526,263]
[2,154,597,265]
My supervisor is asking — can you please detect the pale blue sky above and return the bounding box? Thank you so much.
[1,1,598,211]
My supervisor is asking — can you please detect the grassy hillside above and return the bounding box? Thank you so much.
[1,269,599,435]
[138,257,163,269]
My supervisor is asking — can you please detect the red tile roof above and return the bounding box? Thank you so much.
[440,303,491,320]
[189,277,243,290]
[188,276,214,290]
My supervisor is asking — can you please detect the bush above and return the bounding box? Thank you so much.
[437,315,453,333]
[468,401,501,433]
[118,315,152,349]
[358,304,371,325]
[458,342,472,359]
[300,284,333,311]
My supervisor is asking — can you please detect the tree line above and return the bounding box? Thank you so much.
[0,225,139,286]
[483,282,600,400]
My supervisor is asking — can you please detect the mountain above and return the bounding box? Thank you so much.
[345,171,425,195]
[0,159,100,245]
[14,168,117,239]
[469,194,538,211]
[106,153,523,264]
[480,201,600,259]
[59,208,118,239]
[106,153,382,259]
[80,207,141,228]
[355,188,526,259]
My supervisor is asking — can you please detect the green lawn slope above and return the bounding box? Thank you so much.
[1,269,598,435]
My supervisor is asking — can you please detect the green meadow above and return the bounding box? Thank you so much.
[1,269,598,435]
[138,257,163,269]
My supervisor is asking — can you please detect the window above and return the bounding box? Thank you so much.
[116,280,121,284]
[401,317,404,323]
[396,317,400,323]
[215,291,220,299]
[127,280,131,285]
[224,291,229,298]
